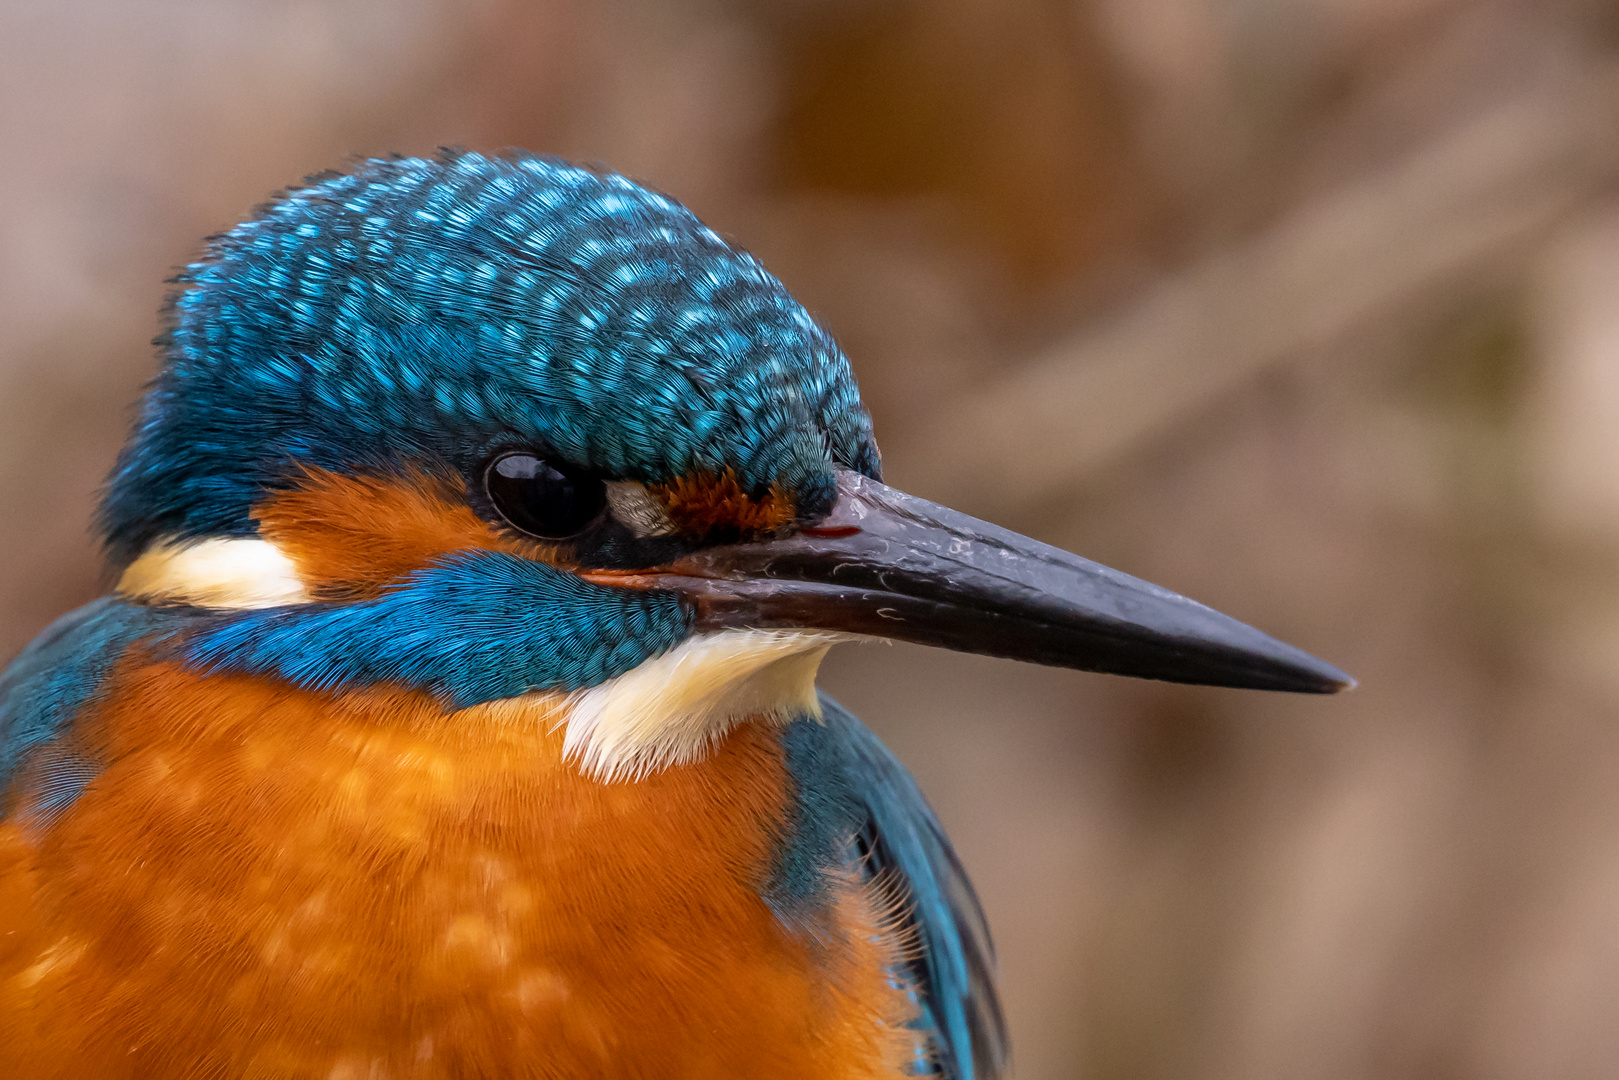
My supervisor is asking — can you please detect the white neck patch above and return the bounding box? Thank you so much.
[117,537,310,609]
[561,629,843,782]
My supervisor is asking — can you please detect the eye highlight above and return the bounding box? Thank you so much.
[483,452,607,540]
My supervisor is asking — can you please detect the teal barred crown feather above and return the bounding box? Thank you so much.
[99,150,880,562]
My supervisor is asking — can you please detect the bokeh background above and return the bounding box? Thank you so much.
[6,0,1619,1076]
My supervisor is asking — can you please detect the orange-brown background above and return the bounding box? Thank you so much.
[5,2,1619,1077]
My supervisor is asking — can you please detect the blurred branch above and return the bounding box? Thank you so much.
[891,61,1619,518]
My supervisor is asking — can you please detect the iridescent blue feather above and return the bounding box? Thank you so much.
[182,551,692,705]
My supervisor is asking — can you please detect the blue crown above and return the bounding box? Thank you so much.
[100,150,880,561]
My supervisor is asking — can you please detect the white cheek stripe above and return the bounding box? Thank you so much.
[117,537,311,609]
[560,629,843,783]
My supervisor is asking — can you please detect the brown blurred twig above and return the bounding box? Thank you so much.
[892,61,1619,518]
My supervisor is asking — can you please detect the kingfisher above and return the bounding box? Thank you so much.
[0,151,1349,1079]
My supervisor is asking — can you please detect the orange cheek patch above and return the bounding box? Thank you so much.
[254,466,556,601]
[653,470,797,540]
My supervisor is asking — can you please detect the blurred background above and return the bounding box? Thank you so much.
[5,0,1619,1076]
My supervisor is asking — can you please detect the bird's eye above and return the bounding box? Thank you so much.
[483,452,607,540]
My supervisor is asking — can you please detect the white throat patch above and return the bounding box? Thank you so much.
[561,629,843,782]
[117,537,310,609]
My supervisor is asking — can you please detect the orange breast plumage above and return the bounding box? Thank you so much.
[0,656,920,1079]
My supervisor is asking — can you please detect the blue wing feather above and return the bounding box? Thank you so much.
[820,692,1009,1080]
[0,597,177,824]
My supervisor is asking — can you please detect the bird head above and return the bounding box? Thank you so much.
[102,151,1348,781]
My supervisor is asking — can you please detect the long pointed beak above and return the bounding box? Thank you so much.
[619,470,1352,693]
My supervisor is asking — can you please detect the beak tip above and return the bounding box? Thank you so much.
[1230,635,1355,695]
[1289,657,1356,694]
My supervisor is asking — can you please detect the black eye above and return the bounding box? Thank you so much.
[483,452,607,540]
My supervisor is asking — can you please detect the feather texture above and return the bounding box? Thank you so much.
[181,550,692,706]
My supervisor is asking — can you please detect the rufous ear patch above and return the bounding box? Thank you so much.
[651,471,797,541]
[253,466,555,602]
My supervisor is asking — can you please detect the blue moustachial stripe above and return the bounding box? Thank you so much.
[99,151,880,564]
[181,551,693,707]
